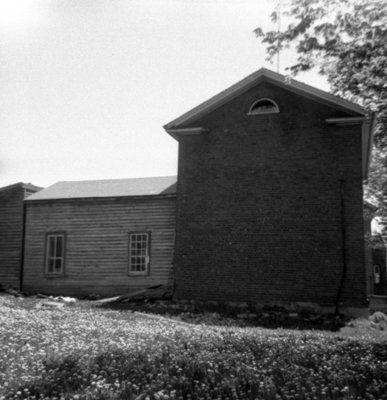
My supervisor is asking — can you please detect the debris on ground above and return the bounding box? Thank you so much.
[36,293,49,299]
[92,284,170,305]
[339,312,387,340]
[34,295,77,309]
[0,285,23,297]
[36,301,65,309]
[369,311,387,324]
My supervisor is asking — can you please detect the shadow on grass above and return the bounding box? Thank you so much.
[7,339,387,400]
[100,300,346,332]
[8,351,143,400]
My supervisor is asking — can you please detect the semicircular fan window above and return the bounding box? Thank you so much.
[248,98,279,115]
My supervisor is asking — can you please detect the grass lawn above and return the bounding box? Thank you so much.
[0,295,386,400]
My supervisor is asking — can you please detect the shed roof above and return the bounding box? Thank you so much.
[0,182,42,193]
[26,176,177,201]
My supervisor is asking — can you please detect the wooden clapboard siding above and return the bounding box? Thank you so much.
[0,183,41,288]
[23,196,176,296]
[0,186,25,288]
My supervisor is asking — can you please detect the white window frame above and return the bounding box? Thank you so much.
[45,233,65,275]
[128,232,150,276]
[248,98,280,115]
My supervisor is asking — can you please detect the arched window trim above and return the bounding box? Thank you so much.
[247,98,280,115]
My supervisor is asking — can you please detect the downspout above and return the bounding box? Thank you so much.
[19,200,27,291]
[335,179,347,315]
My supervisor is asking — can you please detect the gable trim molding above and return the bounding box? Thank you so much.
[165,127,206,140]
[163,68,365,130]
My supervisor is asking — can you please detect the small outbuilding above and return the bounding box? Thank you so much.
[0,182,42,289]
[23,177,176,296]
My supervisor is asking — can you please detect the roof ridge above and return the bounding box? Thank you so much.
[54,175,177,184]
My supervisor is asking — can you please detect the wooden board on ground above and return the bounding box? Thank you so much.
[93,284,165,305]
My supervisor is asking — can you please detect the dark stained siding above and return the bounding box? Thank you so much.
[23,196,176,296]
[0,186,25,288]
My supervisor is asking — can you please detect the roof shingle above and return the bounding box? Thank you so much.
[27,176,177,201]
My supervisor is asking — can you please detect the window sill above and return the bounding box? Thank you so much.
[128,272,149,277]
[44,273,65,279]
[247,110,279,116]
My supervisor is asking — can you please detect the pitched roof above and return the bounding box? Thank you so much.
[0,182,42,193]
[27,176,177,201]
[164,67,374,179]
[164,67,365,131]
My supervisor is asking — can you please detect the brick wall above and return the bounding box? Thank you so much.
[174,82,367,308]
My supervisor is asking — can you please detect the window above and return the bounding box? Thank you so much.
[129,232,150,275]
[45,233,65,275]
[248,98,279,115]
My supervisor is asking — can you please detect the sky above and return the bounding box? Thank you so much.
[0,0,329,188]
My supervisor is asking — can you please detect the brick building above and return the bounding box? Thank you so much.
[164,68,373,314]
[21,68,373,314]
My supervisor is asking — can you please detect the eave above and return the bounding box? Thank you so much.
[25,193,177,204]
[164,127,206,140]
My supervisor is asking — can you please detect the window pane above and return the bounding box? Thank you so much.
[48,236,55,257]
[47,258,54,273]
[56,236,63,258]
[55,258,62,273]
[250,99,279,114]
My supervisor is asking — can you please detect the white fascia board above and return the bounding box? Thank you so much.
[165,127,205,140]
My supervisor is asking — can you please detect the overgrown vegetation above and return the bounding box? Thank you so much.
[1,295,386,400]
[255,0,387,224]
